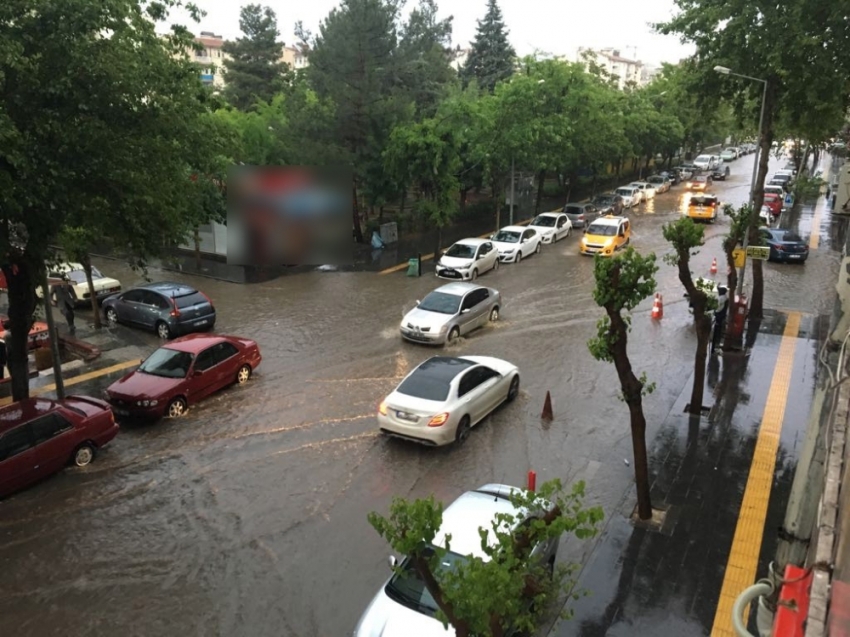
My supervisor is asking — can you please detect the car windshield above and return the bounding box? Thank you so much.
[445,243,476,259]
[648,177,662,183]
[587,223,617,237]
[690,197,715,206]
[418,291,461,315]
[138,347,194,379]
[593,197,612,205]
[696,156,710,162]
[531,215,556,227]
[385,549,467,614]
[779,232,803,243]
[615,189,632,196]
[493,231,520,243]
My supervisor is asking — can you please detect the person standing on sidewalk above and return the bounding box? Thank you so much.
[54,280,76,336]
[712,285,729,354]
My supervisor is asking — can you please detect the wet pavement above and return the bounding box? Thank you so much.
[0,153,844,637]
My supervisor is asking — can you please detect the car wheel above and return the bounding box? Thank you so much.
[447,326,460,343]
[489,307,500,322]
[535,242,541,254]
[105,307,118,324]
[73,443,95,467]
[507,375,520,402]
[515,252,522,263]
[455,416,471,444]
[156,321,172,340]
[471,268,478,281]
[567,227,572,237]
[236,364,252,385]
[166,396,188,418]
[492,259,499,272]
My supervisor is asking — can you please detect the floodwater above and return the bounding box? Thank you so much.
[0,154,843,637]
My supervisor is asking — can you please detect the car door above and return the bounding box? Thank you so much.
[458,292,479,334]
[188,345,220,401]
[480,242,497,272]
[523,229,538,253]
[115,289,145,323]
[0,424,36,496]
[136,290,167,329]
[211,341,241,391]
[457,366,501,424]
[555,215,569,240]
[29,412,76,478]
[470,288,491,328]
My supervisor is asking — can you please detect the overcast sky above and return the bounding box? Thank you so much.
[166,0,694,67]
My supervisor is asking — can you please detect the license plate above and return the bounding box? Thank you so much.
[195,319,208,326]
[789,255,801,259]
[396,410,417,421]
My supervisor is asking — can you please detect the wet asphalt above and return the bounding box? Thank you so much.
[0,154,844,637]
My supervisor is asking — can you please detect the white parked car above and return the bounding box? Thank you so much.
[37,262,122,306]
[693,154,721,171]
[630,181,656,200]
[720,147,739,161]
[377,355,520,446]
[528,212,572,244]
[760,206,773,226]
[435,238,499,281]
[615,186,641,208]
[490,226,542,263]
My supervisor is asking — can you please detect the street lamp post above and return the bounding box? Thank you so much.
[713,66,768,295]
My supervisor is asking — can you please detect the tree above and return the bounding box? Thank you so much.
[721,203,754,299]
[587,248,658,520]
[0,0,214,400]
[222,4,288,111]
[658,0,850,319]
[460,0,516,93]
[662,218,718,417]
[367,479,603,636]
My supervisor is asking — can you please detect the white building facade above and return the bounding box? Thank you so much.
[576,47,644,90]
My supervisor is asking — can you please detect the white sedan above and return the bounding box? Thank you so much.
[435,238,499,281]
[528,212,572,244]
[490,226,542,263]
[37,262,122,306]
[378,355,520,446]
[630,181,657,200]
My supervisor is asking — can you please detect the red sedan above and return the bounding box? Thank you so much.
[106,334,262,420]
[763,193,783,217]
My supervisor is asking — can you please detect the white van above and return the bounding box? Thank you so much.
[615,186,641,208]
[694,154,721,170]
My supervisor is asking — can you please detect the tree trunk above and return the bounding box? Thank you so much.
[411,554,472,637]
[378,206,384,224]
[81,254,102,329]
[605,299,653,520]
[535,169,546,214]
[434,225,443,260]
[3,260,37,402]
[723,240,739,298]
[399,189,407,216]
[193,226,202,271]
[689,311,711,415]
[747,81,776,318]
[591,171,598,196]
[352,182,364,244]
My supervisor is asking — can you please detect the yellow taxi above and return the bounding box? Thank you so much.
[579,215,631,257]
[686,194,720,223]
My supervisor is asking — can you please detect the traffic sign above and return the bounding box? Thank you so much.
[732,247,746,268]
[746,246,770,260]
[785,193,793,206]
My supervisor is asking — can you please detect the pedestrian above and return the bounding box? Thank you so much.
[2,329,10,382]
[0,329,6,380]
[54,280,76,335]
[712,285,729,354]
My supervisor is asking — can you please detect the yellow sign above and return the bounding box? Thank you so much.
[746,246,770,260]
[732,248,746,268]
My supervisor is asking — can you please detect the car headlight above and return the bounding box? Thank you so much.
[135,399,159,407]
[438,325,448,333]
[503,249,514,255]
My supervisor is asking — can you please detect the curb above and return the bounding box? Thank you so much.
[60,334,102,362]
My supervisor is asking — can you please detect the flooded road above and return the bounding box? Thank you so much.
[0,154,843,637]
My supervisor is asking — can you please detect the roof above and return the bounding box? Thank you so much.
[616,185,639,191]
[0,398,58,434]
[498,225,527,233]
[435,282,482,296]
[163,334,227,354]
[433,489,521,558]
[534,212,563,217]
[49,263,84,273]
[140,282,198,297]
[590,216,626,226]
[412,356,478,384]
[452,237,489,246]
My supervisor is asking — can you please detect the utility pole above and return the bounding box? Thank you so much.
[509,156,515,226]
[40,273,65,399]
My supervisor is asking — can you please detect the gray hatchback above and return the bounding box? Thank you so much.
[102,282,216,339]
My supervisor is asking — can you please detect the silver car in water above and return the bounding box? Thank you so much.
[400,283,501,346]
[353,483,558,636]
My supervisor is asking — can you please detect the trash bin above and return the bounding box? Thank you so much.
[406,257,421,277]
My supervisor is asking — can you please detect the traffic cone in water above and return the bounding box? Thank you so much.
[651,293,663,320]
[710,258,718,275]
[541,391,553,421]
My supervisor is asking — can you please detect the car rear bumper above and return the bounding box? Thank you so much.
[174,313,216,335]
[378,415,453,446]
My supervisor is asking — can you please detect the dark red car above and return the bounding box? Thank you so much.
[0,396,119,498]
[106,334,262,420]
[763,193,783,217]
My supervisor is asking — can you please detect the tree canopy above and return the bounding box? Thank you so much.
[460,0,516,92]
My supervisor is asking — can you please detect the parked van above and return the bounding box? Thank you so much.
[693,154,721,171]
[0,396,119,498]
[615,185,641,208]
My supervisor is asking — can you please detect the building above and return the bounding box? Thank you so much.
[640,64,661,86]
[281,45,309,70]
[192,31,228,89]
[576,47,644,90]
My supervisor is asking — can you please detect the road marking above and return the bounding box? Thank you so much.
[377,216,537,275]
[710,311,801,637]
[809,205,822,250]
[0,359,140,406]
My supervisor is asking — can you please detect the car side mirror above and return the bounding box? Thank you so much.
[521,238,528,243]
[388,555,398,570]
[414,300,420,306]
[194,369,204,377]
[462,308,470,314]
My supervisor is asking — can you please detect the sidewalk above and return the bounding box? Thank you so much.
[548,310,825,637]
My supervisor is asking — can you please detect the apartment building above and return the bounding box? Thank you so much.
[576,47,644,90]
[192,31,228,89]
[281,45,309,70]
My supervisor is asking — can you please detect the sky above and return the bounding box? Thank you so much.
[166,0,695,67]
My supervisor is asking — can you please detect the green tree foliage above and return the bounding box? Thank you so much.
[460,0,516,93]
[367,479,603,637]
[587,248,658,519]
[662,218,718,416]
[222,4,288,111]
[658,0,850,318]
[0,0,214,400]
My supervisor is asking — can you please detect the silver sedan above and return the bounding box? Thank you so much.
[377,355,520,446]
[400,282,501,346]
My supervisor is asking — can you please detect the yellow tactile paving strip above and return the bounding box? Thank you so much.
[710,311,801,636]
[809,206,822,250]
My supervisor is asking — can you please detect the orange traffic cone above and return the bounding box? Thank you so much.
[710,258,718,275]
[651,293,663,320]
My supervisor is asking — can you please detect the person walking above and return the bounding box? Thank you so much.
[0,329,7,380]
[54,280,76,335]
[712,285,729,354]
